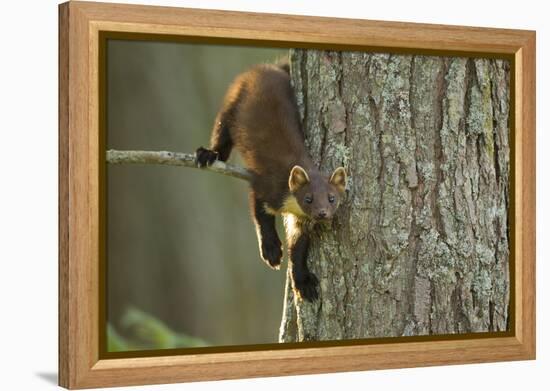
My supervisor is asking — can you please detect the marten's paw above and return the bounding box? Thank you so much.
[195,147,219,168]
[260,241,283,270]
[294,272,319,302]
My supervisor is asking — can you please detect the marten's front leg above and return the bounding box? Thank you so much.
[250,194,283,269]
[289,232,318,302]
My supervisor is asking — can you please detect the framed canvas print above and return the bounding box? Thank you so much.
[58,1,536,389]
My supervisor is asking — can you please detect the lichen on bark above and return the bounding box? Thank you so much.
[279,49,510,342]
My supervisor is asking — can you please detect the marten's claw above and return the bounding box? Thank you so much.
[260,242,283,270]
[195,147,219,167]
[294,272,319,302]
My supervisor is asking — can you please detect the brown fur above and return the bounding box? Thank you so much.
[225,64,312,208]
[195,63,346,301]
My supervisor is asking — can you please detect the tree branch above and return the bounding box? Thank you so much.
[106,150,252,181]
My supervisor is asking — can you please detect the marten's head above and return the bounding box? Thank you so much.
[287,165,347,221]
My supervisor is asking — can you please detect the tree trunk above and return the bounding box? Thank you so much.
[279,49,510,342]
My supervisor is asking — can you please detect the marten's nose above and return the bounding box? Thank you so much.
[317,210,327,219]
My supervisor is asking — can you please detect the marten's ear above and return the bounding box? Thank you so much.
[289,165,310,192]
[330,167,347,193]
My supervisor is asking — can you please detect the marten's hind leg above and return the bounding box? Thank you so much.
[196,112,234,167]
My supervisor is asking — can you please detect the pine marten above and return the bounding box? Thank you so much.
[195,63,346,302]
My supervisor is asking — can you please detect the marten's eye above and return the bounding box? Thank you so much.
[328,195,335,203]
[305,195,313,204]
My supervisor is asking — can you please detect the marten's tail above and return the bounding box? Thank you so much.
[275,57,290,74]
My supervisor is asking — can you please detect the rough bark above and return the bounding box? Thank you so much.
[279,50,510,342]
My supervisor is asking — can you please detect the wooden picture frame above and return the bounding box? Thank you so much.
[59,1,536,389]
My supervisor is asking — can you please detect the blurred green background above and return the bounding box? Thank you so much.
[106,40,289,351]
